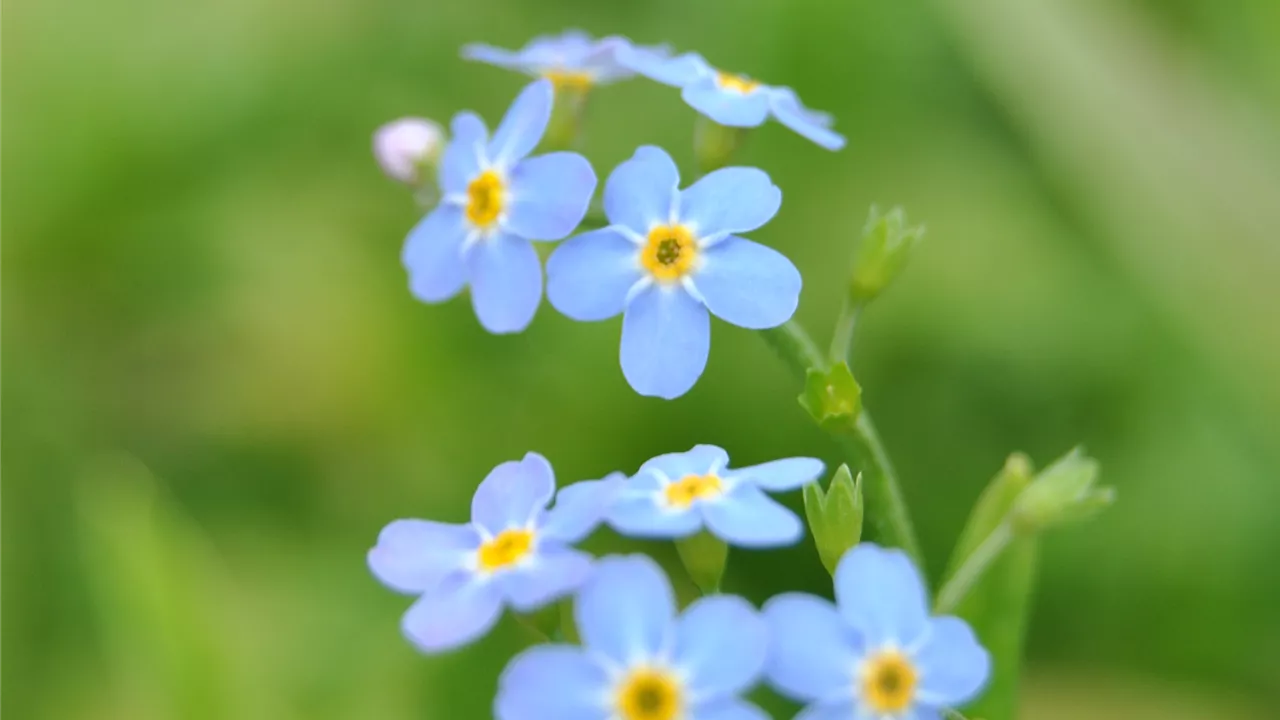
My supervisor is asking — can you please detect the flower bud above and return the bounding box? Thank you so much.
[1010,447,1115,535]
[373,117,444,185]
[803,464,864,575]
[799,362,862,430]
[694,117,749,175]
[674,530,728,594]
[850,205,925,303]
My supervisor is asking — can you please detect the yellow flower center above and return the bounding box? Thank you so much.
[466,170,505,228]
[476,528,533,572]
[664,473,723,508]
[861,650,918,713]
[716,71,760,95]
[641,224,698,282]
[616,668,682,720]
[543,69,594,91]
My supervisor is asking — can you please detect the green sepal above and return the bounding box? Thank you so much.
[1010,447,1115,535]
[850,205,925,303]
[803,464,864,575]
[799,362,862,429]
[675,530,729,595]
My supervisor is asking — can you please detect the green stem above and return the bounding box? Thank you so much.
[758,320,925,572]
[934,522,1014,615]
[828,298,862,365]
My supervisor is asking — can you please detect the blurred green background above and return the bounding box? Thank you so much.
[5,0,1280,718]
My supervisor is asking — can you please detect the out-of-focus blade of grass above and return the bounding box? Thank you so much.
[75,456,260,720]
[933,0,1280,419]
[942,455,1037,720]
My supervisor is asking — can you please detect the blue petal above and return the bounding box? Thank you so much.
[622,50,711,87]
[679,168,781,237]
[497,545,594,612]
[692,237,799,329]
[691,698,771,720]
[620,285,710,400]
[607,495,702,539]
[466,233,543,334]
[506,152,597,241]
[546,228,643,321]
[701,484,803,547]
[904,710,945,720]
[767,89,845,151]
[495,645,610,720]
[489,79,553,166]
[368,520,480,594]
[604,146,680,234]
[575,554,676,664]
[913,616,991,707]
[401,572,504,653]
[728,457,824,492]
[402,205,469,303]
[834,543,930,646]
[681,77,770,127]
[762,593,863,703]
[471,453,555,534]
[440,112,489,193]
[794,700,858,720]
[638,445,730,480]
[673,595,767,698]
[540,474,625,544]
[461,43,534,72]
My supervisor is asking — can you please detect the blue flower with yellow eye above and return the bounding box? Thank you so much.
[604,444,822,548]
[403,79,596,333]
[367,453,619,653]
[764,543,992,720]
[622,50,845,151]
[464,31,665,92]
[495,554,770,720]
[546,146,801,399]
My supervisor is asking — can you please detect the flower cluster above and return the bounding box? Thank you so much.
[370,447,988,720]
[370,29,997,720]
[379,31,845,399]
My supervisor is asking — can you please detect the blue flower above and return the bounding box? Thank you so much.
[368,453,619,653]
[402,79,597,333]
[622,50,845,150]
[604,444,822,548]
[495,554,770,720]
[464,31,665,90]
[763,543,992,719]
[546,146,801,399]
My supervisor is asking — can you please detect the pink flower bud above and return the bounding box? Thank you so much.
[373,118,444,184]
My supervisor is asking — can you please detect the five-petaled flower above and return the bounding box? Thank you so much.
[547,146,801,399]
[464,30,663,92]
[495,554,770,720]
[403,79,597,333]
[764,543,992,720]
[368,452,619,653]
[604,444,822,547]
[622,50,845,151]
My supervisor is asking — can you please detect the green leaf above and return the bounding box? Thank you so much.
[943,454,1036,720]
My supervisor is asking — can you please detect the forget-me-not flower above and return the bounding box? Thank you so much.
[622,50,845,151]
[368,452,618,653]
[402,79,596,333]
[604,444,822,548]
[464,31,663,92]
[546,146,801,399]
[495,554,770,720]
[763,543,992,719]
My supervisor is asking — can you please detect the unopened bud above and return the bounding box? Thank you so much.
[373,117,444,185]
[674,531,728,594]
[1011,447,1115,535]
[850,205,924,303]
[804,464,864,575]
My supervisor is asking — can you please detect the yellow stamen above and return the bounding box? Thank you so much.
[477,529,533,572]
[715,71,761,95]
[664,474,723,508]
[466,170,505,228]
[641,224,698,282]
[862,650,918,713]
[543,69,594,91]
[616,668,682,720]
